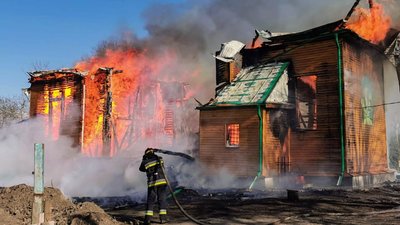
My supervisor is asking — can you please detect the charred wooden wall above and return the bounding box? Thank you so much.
[30,74,83,147]
[263,109,291,177]
[342,40,388,175]
[81,72,108,156]
[245,38,342,177]
[199,107,259,177]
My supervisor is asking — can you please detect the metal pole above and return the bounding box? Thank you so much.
[32,143,44,225]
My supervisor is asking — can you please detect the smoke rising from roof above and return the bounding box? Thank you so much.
[87,0,399,103]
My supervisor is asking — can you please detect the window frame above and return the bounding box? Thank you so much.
[295,75,317,130]
[225,123,240,148]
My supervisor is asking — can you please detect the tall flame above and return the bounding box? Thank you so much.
[345,0,391,44]
[75,47,192,156]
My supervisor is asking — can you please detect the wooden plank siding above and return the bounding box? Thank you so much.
[263,109,291,177]
[253,38,342,176]
[29,74,83,147]
[342,41,388,175]
[200,33,391,181]
[199,107,260,177]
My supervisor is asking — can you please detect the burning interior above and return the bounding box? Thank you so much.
[28,67,191,157]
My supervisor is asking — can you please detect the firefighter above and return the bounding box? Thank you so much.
[139,148,169,225]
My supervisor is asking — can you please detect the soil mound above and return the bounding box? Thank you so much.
[0,184,126,225]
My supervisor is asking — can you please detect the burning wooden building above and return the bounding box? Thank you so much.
[29,68,189,157]
[29,69,85,147]
[198,18,399,187]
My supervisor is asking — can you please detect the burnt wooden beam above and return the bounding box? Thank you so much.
[344,0,361,22]
[102,68,113,156]
[368,0,374,9]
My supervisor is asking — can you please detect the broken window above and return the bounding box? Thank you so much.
[296,75,317,130]
[226,124,240,147]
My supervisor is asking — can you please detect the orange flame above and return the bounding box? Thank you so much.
[34,78,76,141]
[248,37,262,49]
[76,49,145,156]
[75,47,189,156]
[50,89,62,140]
[345,0,391,44]
[299,75,317,92]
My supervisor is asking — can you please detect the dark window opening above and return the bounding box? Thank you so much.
[296,75,317,130]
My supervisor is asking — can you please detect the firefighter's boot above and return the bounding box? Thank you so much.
[160,215,169,224]
[143,215,152,225]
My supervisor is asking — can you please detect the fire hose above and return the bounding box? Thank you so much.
[153,148,195,161]
[153,149,209,225]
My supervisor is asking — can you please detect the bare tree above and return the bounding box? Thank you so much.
[0,95,29,128]
[32,60,49,71]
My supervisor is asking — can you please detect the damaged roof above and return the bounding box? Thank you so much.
[209,62,289,106]
[214,40,246,63]
[261,19,399,53]
[28,68,87,77]
[264,20,344,45]
[28,68,87,83]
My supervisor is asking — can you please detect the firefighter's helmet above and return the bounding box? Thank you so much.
[144,148,154,155]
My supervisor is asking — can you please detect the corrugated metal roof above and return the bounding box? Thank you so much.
[214,40,245,63]
[211,62,289,106]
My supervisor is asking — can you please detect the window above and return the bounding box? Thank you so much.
[226,124,240,147]
[296,75,317,130]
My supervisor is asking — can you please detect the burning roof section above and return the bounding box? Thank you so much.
[28,69,87,82]
[258,19,389,50]
[264,20,345,45]
[257,0,393,48]
[209,62,289,106]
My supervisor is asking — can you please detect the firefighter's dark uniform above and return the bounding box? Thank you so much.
[139,149,168,224]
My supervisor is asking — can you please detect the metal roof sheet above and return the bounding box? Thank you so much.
[211,62,289,106]
[214,40,245,63]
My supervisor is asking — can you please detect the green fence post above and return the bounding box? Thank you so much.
[32,143,44,225]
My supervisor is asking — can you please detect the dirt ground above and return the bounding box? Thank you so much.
[108,181,400,225]
[0,184,123,225]
[1,181,400,225]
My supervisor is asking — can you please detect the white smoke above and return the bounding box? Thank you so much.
[384,61,400,170]
[0,118,147,197]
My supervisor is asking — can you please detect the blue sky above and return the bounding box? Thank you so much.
[0,0,185,97]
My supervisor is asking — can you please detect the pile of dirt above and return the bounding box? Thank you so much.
[0,184,129,225]
[0,208,20,225]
